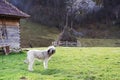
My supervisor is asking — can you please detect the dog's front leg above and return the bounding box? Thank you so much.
[43,59,48,69]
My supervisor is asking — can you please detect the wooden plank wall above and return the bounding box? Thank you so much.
[0,18,20,49]
[0,26,20,49]
[0,18,19,26]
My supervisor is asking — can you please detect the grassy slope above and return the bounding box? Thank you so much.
[20,21,120,47]
[20,21,60,47]
[0,47,120,80]
[78,38,120,47]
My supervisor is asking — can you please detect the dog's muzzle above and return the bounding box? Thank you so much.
[52,50,55,54]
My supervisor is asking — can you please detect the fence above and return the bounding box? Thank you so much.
[52,41,81,47]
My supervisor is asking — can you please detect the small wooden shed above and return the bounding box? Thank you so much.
[0,0,29,54]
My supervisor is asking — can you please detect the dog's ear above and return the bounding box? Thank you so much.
[48,49,55,55]
[48,49,51,54]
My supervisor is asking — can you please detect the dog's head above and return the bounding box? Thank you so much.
[47,46,56,57]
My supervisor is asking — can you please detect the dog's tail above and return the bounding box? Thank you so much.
[24,59,29,64]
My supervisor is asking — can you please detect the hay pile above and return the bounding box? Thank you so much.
[58,27,77,42]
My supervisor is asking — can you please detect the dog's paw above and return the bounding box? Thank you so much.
[44,67,48,70]
[28,69,34,72]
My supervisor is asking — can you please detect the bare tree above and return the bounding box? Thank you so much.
[65,0,95,29]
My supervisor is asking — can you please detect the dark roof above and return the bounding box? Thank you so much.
[0,0,30,18]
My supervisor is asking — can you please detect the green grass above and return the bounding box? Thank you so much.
[78,38,120,47]
[0,47,120,80]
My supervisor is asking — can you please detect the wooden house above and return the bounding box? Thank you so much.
[0,0,29,54]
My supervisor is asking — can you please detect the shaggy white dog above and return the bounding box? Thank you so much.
[24,46,56,71]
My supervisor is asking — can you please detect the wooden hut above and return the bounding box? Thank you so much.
[0,0,29,54]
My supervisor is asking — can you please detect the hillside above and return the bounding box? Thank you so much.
[20,21,120,47]
[20,21,60,48]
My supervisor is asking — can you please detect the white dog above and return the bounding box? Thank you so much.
[24,46,56,71]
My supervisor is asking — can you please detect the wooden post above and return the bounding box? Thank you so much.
[4,46,10,55]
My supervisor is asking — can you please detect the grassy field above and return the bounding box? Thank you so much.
[78,38,120,47]
[0,47,120,80]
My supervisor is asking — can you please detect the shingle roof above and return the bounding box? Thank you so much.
[0,0,30,18]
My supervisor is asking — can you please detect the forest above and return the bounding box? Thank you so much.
[8,0,120,38]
